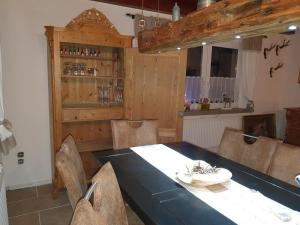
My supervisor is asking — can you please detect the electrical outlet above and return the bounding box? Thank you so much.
[17,152,24,158]
[18,159,24,164]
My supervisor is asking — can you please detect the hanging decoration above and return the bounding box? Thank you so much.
[263,43,276,59]
[138,0,146,29]
[197,0,216,10]
[269,62,284,78]
[172,2,180,21]
[134,15,170,36]
[155,0,160,27]
[275,39,290,56]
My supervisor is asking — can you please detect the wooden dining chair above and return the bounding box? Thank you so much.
[268,143,300,186]
[218,127,247,162]
[91,161,129,225]
[70,199,106,225]
[158,128,177,143]
[56,135,87,209]
[240,136,279,173]
[111,120,158,150]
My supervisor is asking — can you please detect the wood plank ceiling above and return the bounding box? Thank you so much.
[91,0,199,15]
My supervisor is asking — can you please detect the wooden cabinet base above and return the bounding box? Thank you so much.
[285,108,300,147]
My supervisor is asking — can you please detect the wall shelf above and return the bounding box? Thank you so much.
[61,75,124,80]
[60,54,117,61]
[62,102,123,109]
[77,139,113,152]
[62,107,124,123]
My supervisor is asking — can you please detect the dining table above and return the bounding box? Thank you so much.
[93,142,300,225]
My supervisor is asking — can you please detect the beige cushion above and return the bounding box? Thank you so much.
[240,137,279,173]
[111,120,158,150]
[268,143,300,186]
[218,128,246,162]
[70,199,106,225]
[56,135,87,209]
[92,162,128,225]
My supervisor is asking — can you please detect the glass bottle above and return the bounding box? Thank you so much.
[172,3,180,21]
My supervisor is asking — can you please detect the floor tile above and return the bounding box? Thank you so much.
[40,205,73,225]
[6,187,36,203]
[9,212,40,225]
[8,192,69,217]
[37,184,62,198]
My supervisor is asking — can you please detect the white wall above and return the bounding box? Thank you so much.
[252,33,300,138]
[0,0,170,189]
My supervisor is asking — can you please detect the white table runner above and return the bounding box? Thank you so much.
[131,144,300,225]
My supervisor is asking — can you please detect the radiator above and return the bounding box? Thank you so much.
[0,165,8,225]
[183,114,243,148]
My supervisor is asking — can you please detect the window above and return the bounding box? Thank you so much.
[186,46,203,77]
[185,42,241,106]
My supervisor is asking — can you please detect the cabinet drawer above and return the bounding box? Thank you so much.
[286,121,300,129]
[286,109,300,120]
[286,128,300,146]
[63,107,124,122]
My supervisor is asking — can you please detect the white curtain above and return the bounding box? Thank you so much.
[239,50,260,108]
[0,46,16,155]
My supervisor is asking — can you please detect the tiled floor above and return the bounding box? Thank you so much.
[7,184,143,225]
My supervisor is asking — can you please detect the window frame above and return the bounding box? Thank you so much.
[194,40,242,108]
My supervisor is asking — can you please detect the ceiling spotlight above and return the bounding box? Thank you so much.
[235,35,241,39]
[288,25,297,31]
[202,42,207,46]
[177,47,181,50]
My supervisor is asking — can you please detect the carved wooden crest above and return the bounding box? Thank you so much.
[66,8,119,34]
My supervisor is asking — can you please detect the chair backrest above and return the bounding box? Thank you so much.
[111,120,158,150]
[240,136,279,173]
[56,135,87,209]
[92,162,129,225]
[268,143,300,186]
[158,128,177,143]
[70,199,106,225]
[218,128,246,162]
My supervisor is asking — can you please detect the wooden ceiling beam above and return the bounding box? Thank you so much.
[138,0,300,53]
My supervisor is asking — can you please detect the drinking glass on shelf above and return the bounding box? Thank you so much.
[63,62,72,75]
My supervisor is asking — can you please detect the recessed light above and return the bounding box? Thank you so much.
[288,25,297,31]
[202,42,207,46]
[177,47,181,50]
[235,35,241,39]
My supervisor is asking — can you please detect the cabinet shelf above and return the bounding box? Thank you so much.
[61,75,124,80]
[77,139,113,152]
[62,102,123,109]
[60,54,117,61]
[62,106,124,123]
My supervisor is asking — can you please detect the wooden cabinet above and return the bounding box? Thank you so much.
[45,9,187,192]
[45,9,132,190]
[285,107,300,147]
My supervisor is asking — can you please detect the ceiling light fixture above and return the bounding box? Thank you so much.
[288,25,297,31]
[177,47,181,50]
[202,42,207,45]
[235,35,241,39]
